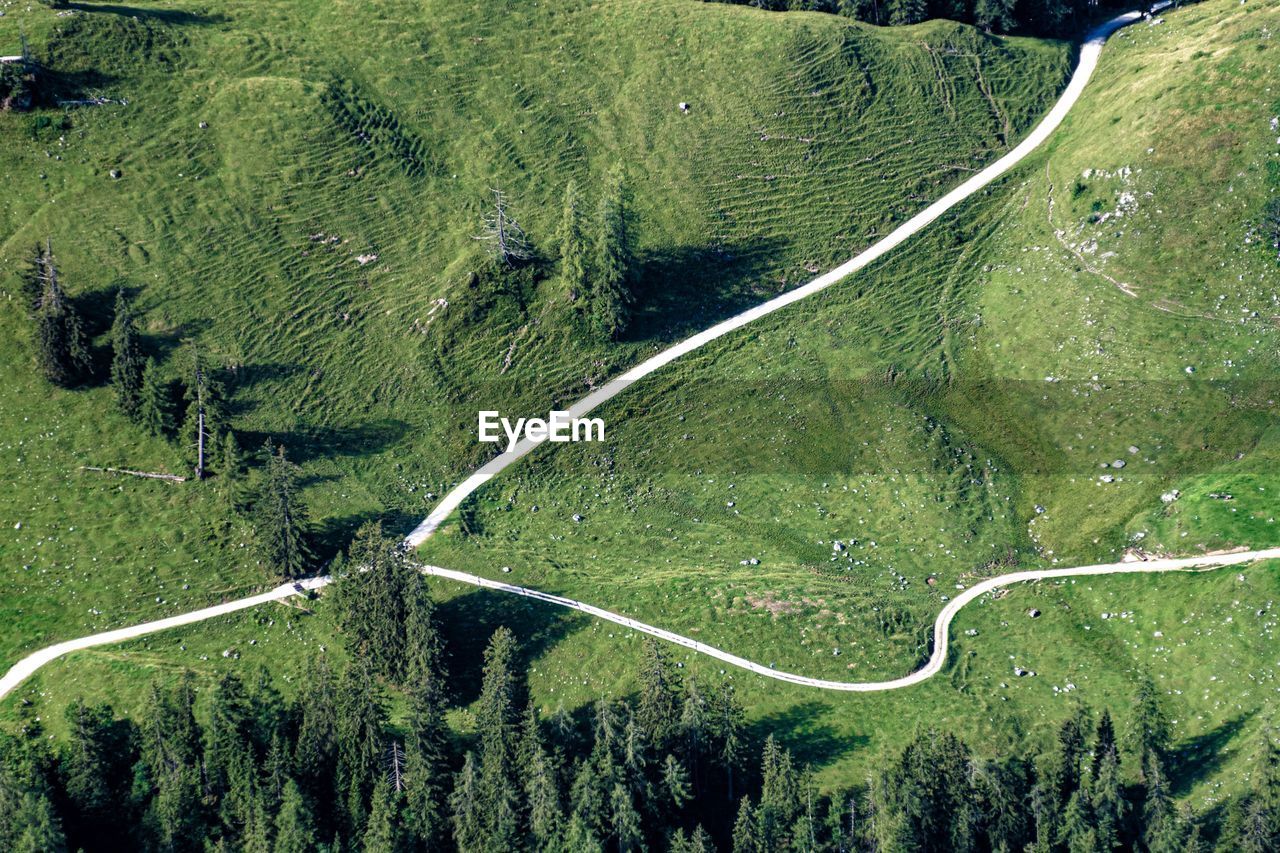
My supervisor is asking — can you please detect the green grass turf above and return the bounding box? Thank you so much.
[0,0,1071,670]
[2,0,1279,804]
[6,559,1279,804]
[416,0,1280,680]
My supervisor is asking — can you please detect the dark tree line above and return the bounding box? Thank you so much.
[700,0,1152,39]
[3,521,1277,851]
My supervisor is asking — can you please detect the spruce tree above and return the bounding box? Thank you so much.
[33,244,91,388]
[333,522,412,681]
[293,656,339,831]
[272,780,315,853]
[138,358,175,438]
[449,752,484,852]
[609,782,642,852]
[637,638,681,755]
[558,178,589,303]
[476,627,521,850]
[887,0,928,25]
[362,779,407,853]
[252,444,312,579]
[1127,681,1171,781]
[591,166,634,341]
[335,656,386,838]
[974,0,1016,32]
[12,790,68,853]
[732,797,764,853]
[110,289,145,418]
[403,575,449,848]
[1089,742,1125,850]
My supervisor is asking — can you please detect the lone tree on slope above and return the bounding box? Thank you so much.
[557,179,589,303]
[31,240,92,387]
[138,357,174,437]
[252,443,312,579]
[475,188,533,267]
[110,289,145,419]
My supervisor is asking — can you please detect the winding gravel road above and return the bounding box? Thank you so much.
[5,9,1253,703]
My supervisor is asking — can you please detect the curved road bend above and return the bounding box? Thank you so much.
[1,10,1211,702]
[2,549,1277,701]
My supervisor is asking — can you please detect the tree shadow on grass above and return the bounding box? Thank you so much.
[65,2,227,26]
[748,699,867,771]
[238,419,410,465]
[311,509,421,566]
[625,236,790,345]
[1170,711,1254,797]
[434,587,589,708]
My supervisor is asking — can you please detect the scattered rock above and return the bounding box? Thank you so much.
[355,253,378,265]
[1027,608,1041,618]
[109,169,121,179]
[198,121,208,129]
[1161,490,1180,503]
[678,101,690,113]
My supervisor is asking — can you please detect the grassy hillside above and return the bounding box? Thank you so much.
[417,0,1280,680]
[3,0,1278,811]
[0,0,1071,668]
[8,559,1280,808]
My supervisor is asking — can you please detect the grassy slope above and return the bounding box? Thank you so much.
[4,0,1279,805]
[0,0,1069,670]
[418,0,1280,681]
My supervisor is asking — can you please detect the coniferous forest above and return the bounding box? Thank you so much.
[0,525,1277,852]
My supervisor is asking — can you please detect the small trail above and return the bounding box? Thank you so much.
[3,549,1277,700]
[0,11,1201,703]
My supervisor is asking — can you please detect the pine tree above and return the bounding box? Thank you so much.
[637,638,681,755]
[333,522,412,681]
[732,797,764,853]
[476,627,521,850]
[591,166,634,341]
[252,444,312,579]
[403,574,449,848]
[110,289,145,418]
[273,780,314,853]
[138,358,175,438]
[887,0,928,25]
[558,179,589,302]
[1127,681,1171,781]
[12,790,68,853]
[335,657,387,839]
[293,656,338,834]
[973,0,1016,32]
[362,779,407,853]
[450,752,484,852]
[610,782,642,852]
[32,242,91,388]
